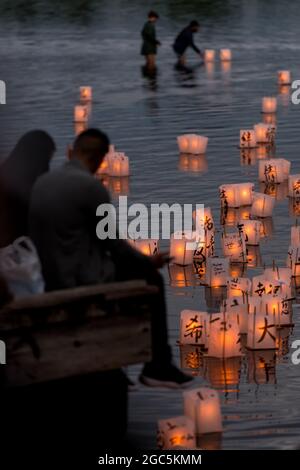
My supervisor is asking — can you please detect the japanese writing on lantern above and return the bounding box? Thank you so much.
[293,179,300,197]
[258,317,276,344]
[264,164,276,183]
[184,315,203,343]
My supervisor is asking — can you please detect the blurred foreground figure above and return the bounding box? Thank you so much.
[141,10,161,70]
[173,20,203,67]
[0,130,56,248]
[29,128,192,389]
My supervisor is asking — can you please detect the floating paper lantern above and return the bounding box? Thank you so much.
[221,206,251,227]
[219,183,254,208]
[291,225,300,246]
[258,158,290,184]
[177,134,208,155]
[157,416,196,450]
[74,104,89,123]
[109,176,130,197]
[277,70,291,86]
[288,174,300,198]
[237,219,262,246]
[253,123,276,144]
[222,231,247,263]
[80,86,92,102]
[193,207,215,258]
[129,239,159,256]
[220,49,232,61]
[263,113,277,126]
[226,277,251,298]
[289,198,300,217]
[207,312,242,358]
[206,257,230,287]
[180,310,208,347]
[204,49,215,62]
[262,97,277,114]
[260,295,293,327]
[239,130,257,149]
[264,266,292,287]
[260,181,289,201]
[250,192,275,218]
[97,145,115,175]
[252,275,290,299]
[107,152,130,177]
[247,308,277,350]
[170,231,200,266]
[287,245,300,277]
[183,388,223,435]
[223,296,248,334]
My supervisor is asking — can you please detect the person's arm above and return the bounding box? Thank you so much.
[189,31,202,55]
[142,23,160,46]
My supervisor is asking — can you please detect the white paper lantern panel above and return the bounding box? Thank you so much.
[251,192,275,218]
[260,295,293,327]
[226,276,251,298]
[170,231,199,266]
[223,296,248,334]
[222,232,247,263]
[183,388,223,435]
[206,257,230,287]
[207,313,242,358]
[288,174,300,198]
[157,416,196,450]
[258,158,290,184]
[177,134,208,155]
[264,267,292,288]
[287,245,300,277]
[239,130,257,149]
[220,49,232,61]
[180,310,209,347]
[262,97,277,114]
[107,152,130,177]
[219,183,254,208]
[253,123,276,144]
[238,219,262,246]
[204,49,215,62]
[278,70,291,86]
[291,226,300,246]
[247,311,277,350]
[252,274,290,299]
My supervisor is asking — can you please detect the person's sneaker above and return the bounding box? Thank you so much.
[139,364,193,389]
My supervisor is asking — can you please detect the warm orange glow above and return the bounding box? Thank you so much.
[74,105,88,123]
[80,86,92,102]
[220,49,232,61]
[204,49,215,62]
[262,97,277,113]
[278,70,291,85]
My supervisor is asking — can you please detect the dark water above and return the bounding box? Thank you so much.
[1,0,300,450]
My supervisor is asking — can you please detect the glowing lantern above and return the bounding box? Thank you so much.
[109,176,130,197]
[206,257,230,287]
[80,86,92,102]
[247,308,277,350]
[288,174,300,198]
[260,295,293,327]
[220,49,232,61]
[289,198,300,217]
[177,134,208,155]
[263,113,277,125]
[170,231,200,266]
[226,277,251,298]
[264,266,292,288]
[193,207,215,259]
[222,231,247,263]
[108,152,130,177]
[247,245,262,268]
[291,225,300,246]
[221,207,251,227]
[250,192,275,218]
[97,145,115,175]
[180,345,204,373]
[219,183,254,208]
[262,97,277,114]
[74,122,87,136]
[74,104,88,123]
[253,123,276,144]
[180,310,208,347]
[237,219,262,246]
[239,130,257,149]
[204,49,215,62]
[258,158,290,184]
[129,239,158,256]
[183,388,223,435]
[277,70,291,86]
[157,416,196,450]
[252,275,291,299]
[223,296,248,334]
[207,312,242,358]
[287,245,300,277]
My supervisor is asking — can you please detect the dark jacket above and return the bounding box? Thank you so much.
[173,27,200,55]
[0,131,55,248]
[29,159,148,291]
[141,21,159,55]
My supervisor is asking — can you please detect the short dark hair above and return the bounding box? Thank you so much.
[190,20,200,28]
[73,128,110,161]
[148,10,159,19]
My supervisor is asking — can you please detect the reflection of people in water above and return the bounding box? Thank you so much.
[141,10,161,70]
[173,21,203,67]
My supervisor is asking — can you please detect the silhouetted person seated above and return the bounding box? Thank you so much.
[173,20,203,67]
[29,128,192,389]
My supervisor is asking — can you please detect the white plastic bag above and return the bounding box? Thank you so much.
[0,237,45,298]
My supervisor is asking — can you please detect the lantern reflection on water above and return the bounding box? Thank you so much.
[247,350,277,384]
[287,245,300,277]
[74,121,87,136]
[79,86,92,102]
[262,97,277,114]
[177,134,208,155]
[259,217,274,238]
[222,231,247,263]
[205,286,227,311]
[251,192,275,217]
[263,112,277,126]
[238,219,262,246]
[168,264,196,287]
[277,70,291,86]
[74,104,89,123]
[178,153,208,173]
[97,145,115,175]
[246,245,263,268]
[207,312,242,358]
[206,257,230,287]
[288,174,300,198]
[230,262,247,278]
[180,310,208,347]
[258,158,290,184]
[221,206,251,227]
[205,357,241,390]
[157,416,196,450]
[219,183,254,208]
[260,181,289,201]
[239,130,257,149]
[108,176,130,197]
[180,345,204,374]
[240,148,257,166]
[183,387,223,435]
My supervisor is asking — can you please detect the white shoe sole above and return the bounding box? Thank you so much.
[139,375,193,389]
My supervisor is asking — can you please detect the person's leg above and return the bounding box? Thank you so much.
[178,54,186,67]
[146,54,156,69]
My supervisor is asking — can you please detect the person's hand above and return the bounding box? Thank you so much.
[150,251,173,269]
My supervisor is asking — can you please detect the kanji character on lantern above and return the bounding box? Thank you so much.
[206,257,230,287]
[157,416,196,450]
[288,174,300,198]
[238,219,262,246]
[180,310,209,347]
[222,231,247,263]
[258,158,290,184]
[207,312,242,358]
[239,130,257,149]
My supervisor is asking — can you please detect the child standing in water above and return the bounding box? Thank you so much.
[141,11,161,69]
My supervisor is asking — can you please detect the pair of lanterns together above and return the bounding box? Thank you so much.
[74,86,93,123]
[204,48,232,62]
[220,182,275,218]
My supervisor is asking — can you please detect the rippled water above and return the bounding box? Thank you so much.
[1,0,300,450]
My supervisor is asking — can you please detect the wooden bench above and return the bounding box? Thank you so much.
[0,280,157,388]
